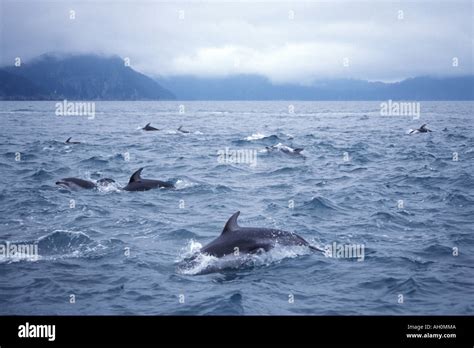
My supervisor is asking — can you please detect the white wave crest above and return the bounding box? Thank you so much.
[245,132,266,141]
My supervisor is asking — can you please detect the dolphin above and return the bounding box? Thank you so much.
[198,211,321,258]
[409,124,432,134]
[56,178,96,189]
[122,168,174,191]
[143,123,159,131]
[280,146,304,155]
[266,143,304,156]
[177,125,190,134]
[65,137,81,144]
[55,177,116,189]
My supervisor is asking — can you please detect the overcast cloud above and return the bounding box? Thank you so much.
[0,0,472,83]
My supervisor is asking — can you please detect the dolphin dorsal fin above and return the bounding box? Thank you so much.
[178,125,183,130]
[129,168,144,183]
[66,137,71,143]
[145,123,150,127]
[222,211,240,234]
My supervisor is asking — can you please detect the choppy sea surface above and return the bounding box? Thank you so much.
[0,100,473,315]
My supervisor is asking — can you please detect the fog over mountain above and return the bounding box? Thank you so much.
[1,54,472,100]
[1,1,472,83]
[156,74,474,101]
[0,54,174,100]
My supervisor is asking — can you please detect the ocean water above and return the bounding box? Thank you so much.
[0,100,473,315]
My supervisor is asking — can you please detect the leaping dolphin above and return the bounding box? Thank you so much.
[143,123,159,131]
[122,168,174,191]
[198,211,321,258]
[177,125,190,134]
[65,137,81,144]
[409,124,432,134]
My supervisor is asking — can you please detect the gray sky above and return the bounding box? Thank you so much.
[1,0,472,83]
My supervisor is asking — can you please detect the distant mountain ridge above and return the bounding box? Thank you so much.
[155,74,474,101]
[0,54,175,100]
[0,53,472,100]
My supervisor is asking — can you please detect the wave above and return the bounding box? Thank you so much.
[78,156,109,166]
[266,166,305,175]
[370,211,412,227]
[163,229,198,240]
[446,133,468,140]
[0,162,13,170]
[310,141,340,151]
[360,275,441,298]
[245,132,267,141]
[339,166,368,173]
[301,196,343,214]
[449,173,473,187]
[12,108,33,112]
[29,168,54,180]
[445,192,473,206]
[397,174,450,188]
[37,230,94,255]
[0,230,123,263]
[418,244,454,256]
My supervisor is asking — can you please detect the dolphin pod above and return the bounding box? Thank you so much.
[52,118,442,273]
[56,168,173,191]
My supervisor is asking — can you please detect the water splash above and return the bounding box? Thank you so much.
[176,240,313,275]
